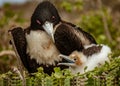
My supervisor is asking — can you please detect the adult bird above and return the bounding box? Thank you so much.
[9,1,69,75]
[58,44,111,74]
[35,1,97,56]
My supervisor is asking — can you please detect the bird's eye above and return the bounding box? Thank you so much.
[74,58,77,61]
[36,20,41,25]
[52,16,55,20]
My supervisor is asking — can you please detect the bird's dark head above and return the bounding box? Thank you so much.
[31,1,61,40]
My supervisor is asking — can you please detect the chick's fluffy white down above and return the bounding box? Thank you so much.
[85,44,111,71]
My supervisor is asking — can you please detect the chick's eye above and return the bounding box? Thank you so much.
[74,58,77,61]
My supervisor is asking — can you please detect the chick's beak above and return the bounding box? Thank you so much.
[58,54,75,66]
[42,21,55,42]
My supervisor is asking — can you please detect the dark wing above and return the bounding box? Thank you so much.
[65,21,97,44]
[54,23,83,55]
[9,27,39,73]
[76,27,97,44]
[54,22,96,55]
[83,45,102,56]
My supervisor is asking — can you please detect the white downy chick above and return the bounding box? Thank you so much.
[58,44,111,74]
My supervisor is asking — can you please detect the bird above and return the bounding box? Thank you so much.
[34,1,97,56]
[58,44,111,74]
[9,1,69,75]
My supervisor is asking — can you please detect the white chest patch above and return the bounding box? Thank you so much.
[26,30,61,65]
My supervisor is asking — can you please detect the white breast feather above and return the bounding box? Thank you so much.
[26,30,61,65]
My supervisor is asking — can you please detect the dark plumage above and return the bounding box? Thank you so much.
[9,27,40,73]
[30,1,60,30]
[54,23,97,55]
[82,45,102,56]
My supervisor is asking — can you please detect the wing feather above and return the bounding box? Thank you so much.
[9,27,39,73]
[54,22,96,55]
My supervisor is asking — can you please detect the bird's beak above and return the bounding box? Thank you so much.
[58,54,75,66]
[42,21,55,42]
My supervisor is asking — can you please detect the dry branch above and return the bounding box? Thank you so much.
[0,50,16,57]
[9,31,26,86]
[97,0,113,42]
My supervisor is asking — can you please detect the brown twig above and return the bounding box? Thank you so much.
[9,32,26,86]
[97,0,113,42]
[0,50,16,57]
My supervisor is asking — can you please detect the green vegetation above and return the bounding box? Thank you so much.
[80,10,117,48]
[0,0,120,85]
[60,0,83,12]
[0,55,120,86]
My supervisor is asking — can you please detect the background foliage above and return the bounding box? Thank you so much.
[0,0,120,85]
